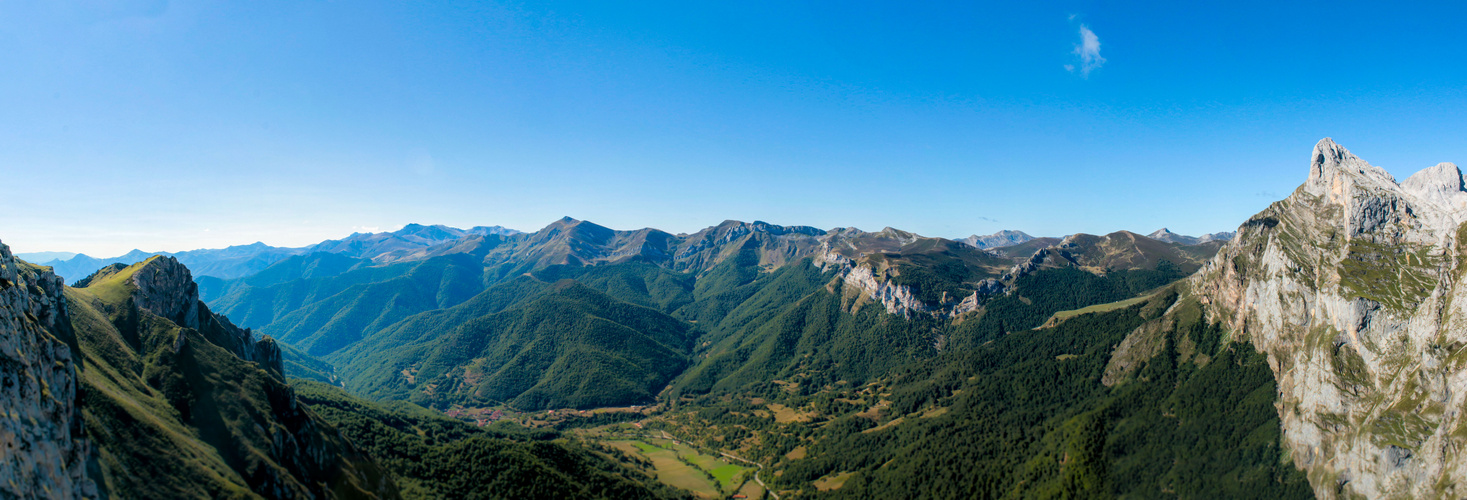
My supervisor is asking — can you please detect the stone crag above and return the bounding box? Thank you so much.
[0,241,97,499]
[1133,138,1467,499]
[4,248,394,498]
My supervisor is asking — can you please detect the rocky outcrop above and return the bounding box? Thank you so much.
[0,241,96,499]
[131,256,202,329]
[1187,138,1467,499]
[814,249,1006,318]
[121,256,284,375]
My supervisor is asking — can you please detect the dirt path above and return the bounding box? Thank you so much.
[719,451,779,500]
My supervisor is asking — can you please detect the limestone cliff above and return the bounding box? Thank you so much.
[0,241,96,499]
[1143,138,1467,498]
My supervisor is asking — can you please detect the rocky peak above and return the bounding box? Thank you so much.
[131,256,202,330]
[1401,162,1467,214]
[1186,138,1467,498]
[1146,228,1201,245]
[1303,137,1399,202]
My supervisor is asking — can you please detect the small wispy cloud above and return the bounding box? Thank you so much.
[1065,24,1106,78]
[977,216,999,223]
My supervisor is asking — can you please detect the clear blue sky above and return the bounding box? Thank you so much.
[3,1,1464,256]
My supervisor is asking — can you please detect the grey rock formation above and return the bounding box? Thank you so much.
[815,250,931,317]
[1187,138,1467,499]
[0,241,96,499]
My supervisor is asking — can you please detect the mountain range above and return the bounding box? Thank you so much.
[8,138,1464,498]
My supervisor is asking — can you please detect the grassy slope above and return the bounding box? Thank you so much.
[65,261,396,499]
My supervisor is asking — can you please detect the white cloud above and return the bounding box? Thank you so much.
[1067,25,1106,78]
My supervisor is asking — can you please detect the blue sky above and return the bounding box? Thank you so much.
[2,1,1464,255]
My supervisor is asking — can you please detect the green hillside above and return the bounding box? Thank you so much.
[653,287,1312,498]
[333,278,695,410]
[62,257,399,499]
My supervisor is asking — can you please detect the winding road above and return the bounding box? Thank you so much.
[719,451,779,500]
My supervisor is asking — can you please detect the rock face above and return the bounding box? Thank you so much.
[815,250,932,317]
[130,256,203,329]
[1190,138,1467,498]
[0,241,96,499]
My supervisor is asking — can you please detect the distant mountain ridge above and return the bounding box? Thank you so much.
[37,224,522,282]
[1145,227,1235,245]
[959,229,1036,249]
[14,250,75,262]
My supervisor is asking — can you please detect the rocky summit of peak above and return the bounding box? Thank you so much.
[1401,162,1467,214]
[130,256,203,330]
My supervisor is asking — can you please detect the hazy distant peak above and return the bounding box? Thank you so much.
[1197,231,1235,243]
[960,229,1035,249]
[467,225,521,236]
[1146,228,1198,245]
